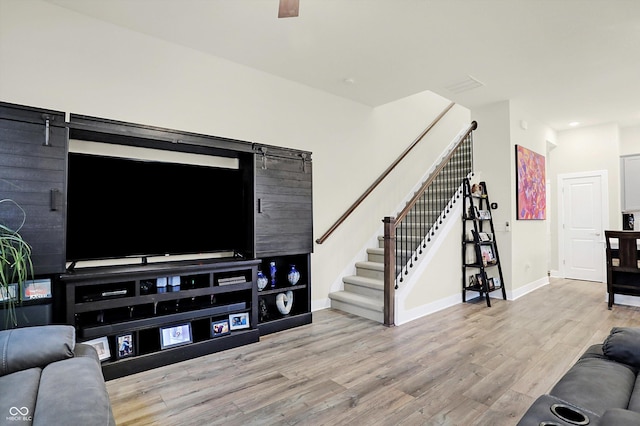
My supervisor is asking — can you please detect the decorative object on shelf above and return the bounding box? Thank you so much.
[160,323,193,350]
[287,265,300,285]
[488,277,496,291]
[257,270,268,291]
[269,261,277,288]
[140,280,155,295]
[623,213,635,231]
[229,312,250,330]
[211,319,230,337]
[480,245,496,265]
[276,290,293,315]
[115,333,135,360]
[0,199,34,328]
[471,183,483,197]
[259,298,270,322]
[84,336,111,362]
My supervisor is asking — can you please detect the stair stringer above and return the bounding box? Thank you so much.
[394,197,463,325]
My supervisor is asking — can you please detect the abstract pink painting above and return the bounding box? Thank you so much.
[516,145,546,220]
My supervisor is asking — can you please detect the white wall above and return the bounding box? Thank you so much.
[548,124,621,276]
[0,0,470,311]
[620,126,640,229]
[620,126,640,156]
[471,101,552,297]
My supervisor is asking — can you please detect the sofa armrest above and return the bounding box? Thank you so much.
[600,408,640,425]
[0,325,75,376]
[74,342,99,362]
[603,327,640,368]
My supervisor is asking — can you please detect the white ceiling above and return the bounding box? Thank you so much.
[46,0,640,131]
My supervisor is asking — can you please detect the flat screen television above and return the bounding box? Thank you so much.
[66,152,248,263]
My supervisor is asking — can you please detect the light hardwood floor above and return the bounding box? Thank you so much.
[106,278,640,425]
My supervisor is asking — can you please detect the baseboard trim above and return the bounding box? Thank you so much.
[508,276,550,300]
[396,293,460,326]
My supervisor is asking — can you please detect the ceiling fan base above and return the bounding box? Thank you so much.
[278,0,299,18]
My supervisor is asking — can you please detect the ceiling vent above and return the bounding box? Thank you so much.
[445,75,485,94]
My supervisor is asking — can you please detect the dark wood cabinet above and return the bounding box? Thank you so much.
[1,102,314,377]
[605,230,640,309]
[254,145,313,258]
[61,258,260,379]
[0,102,67,275]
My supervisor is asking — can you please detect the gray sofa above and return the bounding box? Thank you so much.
[0,325,115,426]
[518,327,640,425]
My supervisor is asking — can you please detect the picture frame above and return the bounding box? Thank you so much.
[159,323,193,350]
[493,276,502,289]
[480,245,496,265]
[115,333,135,359]
[516,145,546,220]
[478,210,491,220]
[475,273,485,289]
[211,319,230,337]
[488,277,496,291]
[229,312,250,330]
[468,275,477,288]
[84,336,111,362]
[0,283,18,302]
[22,278,52,301]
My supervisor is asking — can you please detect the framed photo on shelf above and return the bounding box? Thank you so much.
[211,319,230,337]
[478,232,492,242]
[0,283,17,302]
[229,312,250,330]
[475,273,485,289]
[488,277,496,291]
[115,333,135,359]
[493,276,502,289]
[480,245,496,265]
[468,275,478,288]
[22,278,52,300]
[84,336,111,362]
[159,323,193,350]
[478,210,491,220]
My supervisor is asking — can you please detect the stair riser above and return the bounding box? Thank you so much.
[367,251,384,263]
[356,266,384,281]
[343,282,384,300]
[330,300,383,323]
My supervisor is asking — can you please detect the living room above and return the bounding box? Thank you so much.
[1,1,640,425]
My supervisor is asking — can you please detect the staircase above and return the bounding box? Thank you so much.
[328,126,474,324]
[328,180,460,323]
[328,239,386,322]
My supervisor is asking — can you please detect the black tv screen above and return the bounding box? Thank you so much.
[66,152,247,262]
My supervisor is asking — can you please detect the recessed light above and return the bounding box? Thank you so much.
[343,78,356,85]
[569,122,580,127]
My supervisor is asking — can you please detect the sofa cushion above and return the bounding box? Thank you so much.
[550,356,636,415]
[600,408,640,425]
[0,367,41,426]
[627,374,640,412]
[603,327,640,368]
[0,325,75,376]
[34,355,115,426]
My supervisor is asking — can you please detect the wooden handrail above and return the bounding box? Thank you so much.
[394,120,477,226]
[315,102,456,245]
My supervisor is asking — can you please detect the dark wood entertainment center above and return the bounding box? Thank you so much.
[0,101,313,379]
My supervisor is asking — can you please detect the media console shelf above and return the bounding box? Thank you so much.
[61,258,260,380]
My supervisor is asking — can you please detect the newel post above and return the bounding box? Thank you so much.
[383,217,396,327]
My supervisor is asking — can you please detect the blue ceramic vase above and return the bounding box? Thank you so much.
[287,265,300,285]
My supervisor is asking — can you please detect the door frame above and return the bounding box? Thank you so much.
[557,170,609,281]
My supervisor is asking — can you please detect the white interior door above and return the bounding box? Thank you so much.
[560,172,607,282]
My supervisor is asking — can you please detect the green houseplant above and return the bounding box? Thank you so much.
[0,198,33,328]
